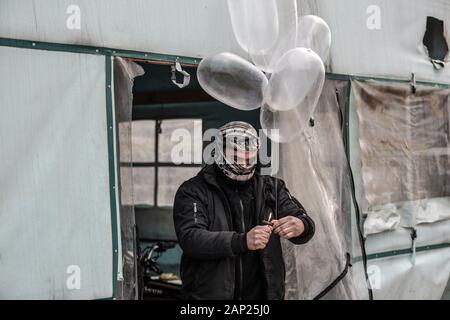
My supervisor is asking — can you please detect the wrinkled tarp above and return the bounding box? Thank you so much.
[349,80,450,300]
[351,80,450,235]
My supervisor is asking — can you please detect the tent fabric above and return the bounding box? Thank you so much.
[278,80,369,300]
[366,219,450,255]
[350,80,450,235]
[1,0,450,83]
[309,0,450,83]
[0,46,113,299]
[367,246,450,299]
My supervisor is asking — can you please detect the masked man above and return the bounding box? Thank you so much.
[173,121,315,300]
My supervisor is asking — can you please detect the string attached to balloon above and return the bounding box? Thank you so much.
[197,2,331,143]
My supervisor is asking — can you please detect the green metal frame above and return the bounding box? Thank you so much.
[0,37,200,65]
[366,243,450,261]
[327,72,450,89]
[105,54,119,299]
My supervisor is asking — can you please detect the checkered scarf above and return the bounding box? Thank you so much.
[214,121,260,182]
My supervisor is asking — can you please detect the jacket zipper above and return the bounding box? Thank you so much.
[238,196,244,301]
[193,202,198,223]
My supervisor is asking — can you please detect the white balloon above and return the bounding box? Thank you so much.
[264,48,325,112]
[260,100,310,143]
[296,15,332,63]
[228,0,298,73]
[260,49,325,143]
[197,52,268,111]
[227,0,279,54]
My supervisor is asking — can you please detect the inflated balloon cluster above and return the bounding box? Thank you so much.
[198,0,331,143]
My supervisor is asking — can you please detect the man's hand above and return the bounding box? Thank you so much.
[246,225,273,250]
[272,216,305,240]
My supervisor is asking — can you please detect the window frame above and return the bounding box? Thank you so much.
[123,118,203,208]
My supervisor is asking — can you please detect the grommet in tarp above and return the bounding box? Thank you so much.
[410,72,417,94]
[171,60,191,88]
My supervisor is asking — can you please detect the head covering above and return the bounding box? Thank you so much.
[214,121,260,182]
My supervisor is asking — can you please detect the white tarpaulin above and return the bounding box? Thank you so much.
[0,46,113,299]
[308,0,450,83]
[365,214,450,300]
[1,0,449,83]
[368,247,450,300]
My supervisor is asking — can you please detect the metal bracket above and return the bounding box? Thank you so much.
[410,72,417,94]
[410,228,417,265]
[171,60,191,88]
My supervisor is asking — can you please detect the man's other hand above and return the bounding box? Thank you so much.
[246,225,272,250]
[272,216,305,240]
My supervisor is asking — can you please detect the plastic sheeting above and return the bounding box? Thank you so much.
[115,57,144,300]
[350,80,450,235]
[367,246,450,300]
[0,46,113,299]
[349,79,450,299]
[277,80,370,300]
[1,0,450,83]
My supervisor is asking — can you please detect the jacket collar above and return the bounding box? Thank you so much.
[200,164,267,225]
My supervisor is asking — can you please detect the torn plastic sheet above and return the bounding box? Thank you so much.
[350,80,450,235]
[423,16,449,70]
[277,80,370,300]
[115,57,144,300]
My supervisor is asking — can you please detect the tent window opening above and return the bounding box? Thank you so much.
[122,118,203,208]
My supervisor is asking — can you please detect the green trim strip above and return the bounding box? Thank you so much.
[0,37,199,65]
[1,37,450,87]
[326,72,450,89]
[343,81,353,246]
[362,243,450,261]
[105,54,119,299]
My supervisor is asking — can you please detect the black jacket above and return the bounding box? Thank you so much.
[173,165,315,300]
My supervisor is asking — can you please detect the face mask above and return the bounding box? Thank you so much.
[214,121,260,181]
